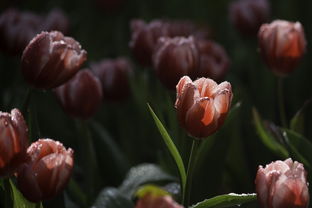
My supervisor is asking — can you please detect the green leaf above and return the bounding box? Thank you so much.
[282,129,312,170]
[119,163,175,198]
[9,179,41,208]
[147,103,186,194]
[290,99,312,134]
[135,184,170,198]
[191,193,257,208]
[93,187,134,208]
[252,108,289,158]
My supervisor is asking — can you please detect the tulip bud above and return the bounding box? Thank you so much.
[55,70,103,120]
[0,9,42,55]
[258,20,306,76]
[129,19,170,66]
[136,193,183,208]
[196,39,230,81]
[175,76,232,138]
[17,139,74,202]
[0,109,28,176]
[21,31,87,89]
[255,158,309,208]
[91,58,133,101]
[153,36,199,89]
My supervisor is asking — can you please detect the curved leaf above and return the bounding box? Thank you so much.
[147,104,186,194]
[252,108,289,158]
[119,163,175,198]
[191,193,257,208]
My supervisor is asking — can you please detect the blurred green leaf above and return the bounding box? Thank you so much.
[191,193,257,208]
[9,179,41,208]
[147,103,186,194]
[66,179,87,207]
[290,99,312,134]
[282,129,312,170]
[92,187,134,208]
[252,108,289,158]
[135,184,170,198]
[119,163,175,198]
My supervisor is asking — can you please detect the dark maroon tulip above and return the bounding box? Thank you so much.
[91,58,133,101]
[175,76,232,138]
[22,31,87,89]
[55,70,103,120]
[0,109,28,176]
[0,9,42,55]
[229,0,270,36]
[130,19,170,66]
[255,158,309,208]
[17,139,74,202]
[153,36,199,89]
[196,39,230,81]
[258,20,306,76]
[41,9,69,34]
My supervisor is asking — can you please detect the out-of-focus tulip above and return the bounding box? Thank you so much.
[17,139,74,202]
[258,20,306,76]
[55,70,102,120]
[196,39,230,81]
[0,9,42,55]
[130,19,170,66]
[136,193,183,208]
[153,36,199,89]
[41,9,69,34]
[229,0,270,36]
[255,158,309,208]
[22,31,87,89]
[91,58,132,101]
[175,76,232,138]
[0,109,28,176]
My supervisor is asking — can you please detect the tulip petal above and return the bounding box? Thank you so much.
[194,77,217,98]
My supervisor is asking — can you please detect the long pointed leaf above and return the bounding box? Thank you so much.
[191,193,257,208]
[147,104,186,194]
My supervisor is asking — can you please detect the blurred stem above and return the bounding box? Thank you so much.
[75,120,99,204]
[277,77,287,128]
[3,178,12,208]
[182,139,201,207]
[21,87,33,116]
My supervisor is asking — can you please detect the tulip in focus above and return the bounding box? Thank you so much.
[175,76,232,138]
[258,20,306,76]
[153,36,199,89]
[196,39,230,81]
[136,193,183,208]
[22,31,87,89]
[0,109,28,176]
[229,0,270,36]
[17,139,74,202]
[91,58,133,101]
[255,158,309,208]
[55,70,103,120]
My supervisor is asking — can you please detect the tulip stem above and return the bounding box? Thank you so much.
[183,139,201,207]
[277,77,287,128]
[21,87,33,116]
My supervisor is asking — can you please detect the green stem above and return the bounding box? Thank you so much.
[75,120,99,204]
[182,139,201,207]
[21,87,33,116]
[277,77,287,128]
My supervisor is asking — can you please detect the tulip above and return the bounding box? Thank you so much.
[0,109,28,176]
[255,158,309,208]
[21,31,87,89]
[136,193,183,208]
[17,139,74,202]
[258,20,306,76]
[55,70,103,120]
[196,39,230,81]
[129,19,170,66]
[229,0,270,36]
[91,58,133,101]
[175,76,232,138]
[153,36,199,89]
